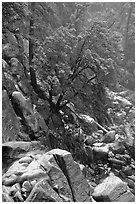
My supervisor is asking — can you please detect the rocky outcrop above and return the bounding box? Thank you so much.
[2,147,93,202]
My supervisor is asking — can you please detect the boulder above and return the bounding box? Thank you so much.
[116,96,132,107]
[84,136,97,146]
[11,91,48,139]
[92,174,127,202]
[109,140,125,154]
[48,149,92,202]
[39,153,73,201]
[122,166,132,176]
[2,141,46,176]
[108,158,126,167]
[6,31,18,46]
[93,144,109,162]
[115,190,135,202]
[10,58,25,78]
[26,178,63,202]
[2,148,93,202]
[101,130,116,143]
[2,154,49,186]
[126,178,135,189]
[11,91,33,117]
[2,43,19,58]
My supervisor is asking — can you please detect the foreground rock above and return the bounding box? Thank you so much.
[2,147,92,202]
[26,178,63,202]
[2,141,46,173]
[92,173,135,202]
[47,149,92,202]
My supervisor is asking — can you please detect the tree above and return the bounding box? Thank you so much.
[2,2,135,151]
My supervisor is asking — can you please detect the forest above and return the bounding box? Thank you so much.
[2,2,135,202]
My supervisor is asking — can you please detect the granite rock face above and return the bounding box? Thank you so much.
[2,148,93,202]
[47,149,92,202]
[92,173,135,202]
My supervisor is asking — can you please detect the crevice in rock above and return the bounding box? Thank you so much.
[53,154,76,202]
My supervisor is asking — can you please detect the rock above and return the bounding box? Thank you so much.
[112,169,120,176]
[93,144,109,162]
[101,130,116,143]
[39,153,73,201]
[2,59,10,70]
[116,96,132,107]
[127,175,135,182]
[114,113,124,124]
[127,109,135,121]
[122,166,132,176]
[3,43,19,58]
[2,141,43,158]
[19,156,33,164]
[26,178,63,202]
[2,153,49,186]
[115,190,135,202]
[112,101,120,109]
[93,142,104,147]
[108,158,126,167]
[2,185,14,202]
[126,178,135,189]
[48,149,92,202]
[109,140,125,154]
[6,31,18,46]
[11,91,33,116]
[78,114,98,134]
[115,154,127,163]
[96,130,103,135]
[30,180,37,187]
[124,123,134,147]
[2,141,44,171]
[119,170,126,179]
[108,151,115,157]
[13,190,24,202]
[84,136,97,146]
[9,183,21,196]
[10,58,25,78]
[11,91,48,139]
[123,154,131,163]
[92,174,127,202]
[22,180,32,192]
[2,90,22,142]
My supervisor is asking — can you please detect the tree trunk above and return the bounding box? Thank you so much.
[29,2,35,66]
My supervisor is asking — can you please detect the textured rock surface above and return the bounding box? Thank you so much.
[115,190,135,202]
[2,185,14,202]
[39,153,73,201]
[93,144,109,162]
[101,130,116,143]
[2,148,93,202]
[92,174,128,202]
[2,90,21,142]
[26,178,63,202]
[48,149,92,202]
[2,141,46,175]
